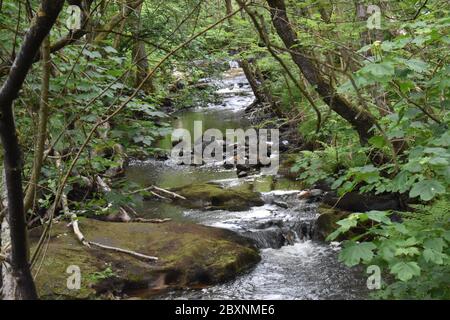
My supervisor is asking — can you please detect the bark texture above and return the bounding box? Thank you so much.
[0,0,64,300]
[131,3,154,93]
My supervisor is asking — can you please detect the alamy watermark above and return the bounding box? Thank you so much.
[66,5,82,31]
[66,265,81,290]
[367,265,381,290]
[367,5,382,30]
[170,121,280,174]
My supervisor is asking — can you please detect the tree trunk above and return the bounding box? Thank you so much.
[131,3,154,93]
[23,36,51,215]
[241,59,283,117]
[113,3,128,49]
[94,0,144,44]
[241,59,264,103]
[266,0,377,145]
[225,0,233,25]
[0,0,64,300]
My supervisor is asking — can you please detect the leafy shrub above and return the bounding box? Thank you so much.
[328,198,450,299]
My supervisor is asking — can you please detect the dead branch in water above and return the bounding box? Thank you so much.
[126,185,186,200]
[96,175,172,223]
[152,186,186,200]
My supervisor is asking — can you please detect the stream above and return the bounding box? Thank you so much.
[126,65,368,300]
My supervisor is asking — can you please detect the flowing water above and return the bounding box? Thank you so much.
[126,65,368,300]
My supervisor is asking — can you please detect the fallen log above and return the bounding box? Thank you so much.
[95,175,173,223]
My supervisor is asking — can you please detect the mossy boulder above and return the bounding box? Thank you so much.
[314,204,351,241]
[172,182,265,211]
[31,219,260,299]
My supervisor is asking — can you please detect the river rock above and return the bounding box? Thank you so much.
[31,219,260,299]
[171,183,264,211]
[298,189,323,201]
[322,191,403,212]
[273,200,289,209]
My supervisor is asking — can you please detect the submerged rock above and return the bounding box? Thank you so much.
[172,183,265,211]
[31,219,260,299]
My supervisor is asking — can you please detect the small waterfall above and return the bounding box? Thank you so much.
[235,190,321,249]
[242,217,318,249]
[294,219,316,241]
[242,227,286,249]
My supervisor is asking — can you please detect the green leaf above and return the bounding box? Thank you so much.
[428,157,449,166]
[433,132,450,147]
[394,223,409,234]
[336,215,359,231]
[424,238,446,252]
[82,49,102,59]
[103,46,118,54]
[409,179,446,201]
[423,147,447,156]
[423,249,446,265]
[147,111,167,118]
[339,242,377,267]
[366,211,392,225]
[369,136,386,148]
[391,171,412,193]
[390,262,421,281]
[443,231,450,242]
[331,176,346,189]
[403,58,429,73]
[326,229,342,242]
[363,61,396,78]
[395,246,420,256]
[378,241,397,261]
[400,237,419,247]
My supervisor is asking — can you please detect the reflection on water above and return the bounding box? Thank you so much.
[126,158,237,189]
[157,73,253,150]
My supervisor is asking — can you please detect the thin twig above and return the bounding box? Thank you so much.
[133,218,171,223]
